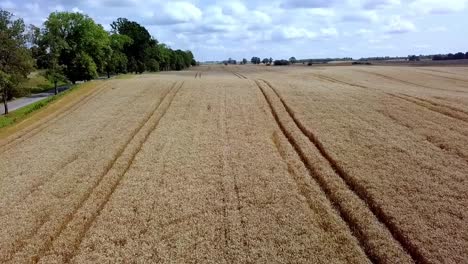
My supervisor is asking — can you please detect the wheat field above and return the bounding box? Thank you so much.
[0,65,467,263]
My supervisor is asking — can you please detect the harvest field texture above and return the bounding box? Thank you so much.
[0,65,467,263]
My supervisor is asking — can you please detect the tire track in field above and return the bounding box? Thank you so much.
[194,72,202,79]
[229,87,249,254]
[236,73,248,79]
[311,72,468,124]
[0,81,111,153]
[230,72,247,80]
[416,69,468,83]
[48,82,183,263]
[254,80,373,263]
[256,79,425,264]
[375,109,468,163]
[219,86,246,263]
[401,94,468,117]
[9,87,157,211]
[355,69,468,93]
[8,82,180,264]
[233,72,243,79]
[420,68,463,76]
[311,73,373,91]
[220,88,230,261]
[386,93,468,124]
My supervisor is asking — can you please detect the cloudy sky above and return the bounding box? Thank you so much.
[2,0,468,61]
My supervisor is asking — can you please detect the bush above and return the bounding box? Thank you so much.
[352,61,372,65]
[146,59,159,72]
[137,61,146,74]
[273,60,290,66]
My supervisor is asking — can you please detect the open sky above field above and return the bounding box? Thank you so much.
[2,0,468,61]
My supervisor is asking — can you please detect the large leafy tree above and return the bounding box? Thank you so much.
[111,18,155,73]
[0,10,34,114]
[111,18,196,73]
[105,34,133,77]
[43,12,110,83]
[251,57,261,64]
[29,25,49,69]
[157,44,172,71]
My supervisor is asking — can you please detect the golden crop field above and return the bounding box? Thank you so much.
[0,65,467,263]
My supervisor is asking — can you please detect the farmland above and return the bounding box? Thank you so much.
[0,65,467,263]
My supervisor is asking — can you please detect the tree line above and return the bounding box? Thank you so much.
[360,52,468,62]
[1,9,196,114]
[432,52,468,61]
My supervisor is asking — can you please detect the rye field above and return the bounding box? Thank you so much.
[0,65,467,263]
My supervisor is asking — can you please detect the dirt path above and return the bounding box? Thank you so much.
[1,65,467,263]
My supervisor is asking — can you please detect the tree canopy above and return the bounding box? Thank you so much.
[251,57,261,64]
[0,9,34,114]
[28,12,195,83]
[110,18,194,73]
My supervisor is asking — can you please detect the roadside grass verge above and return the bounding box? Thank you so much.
[21,71,67,94]
[0,80,104,140]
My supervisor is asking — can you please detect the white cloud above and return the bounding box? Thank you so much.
[145,2,202,25]
[385,16,416,34]
[72,7,83,13]
[320,27,339,37]
[305,8,336,17]
[51,4,65,12]
[409,0,468,14]
[363,0,401,10]
[221,1,247,16]
[272,26,318,40]
[341,11,379,23]
[280,0,337,9]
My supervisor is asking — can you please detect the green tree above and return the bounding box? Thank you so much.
[172,50,186,71]
[110,18,196,73]
[68,51,98,81]
[128,56,137,73]
[183,50,194,68]
[454,52,465,60]
[0,10,34,114]
[44,55,66,95]
[157,44,171,71]
[43,12,110,83]
[269,57,273,64]
[106,34,132,77]
[289,57,297,64]
[136,60,146,74]
[262,58,269,64]
[242,58,248,65]
[251,57,260,64]
[111,18,154,70]
[29,25,49,69]
[146,59,159,72]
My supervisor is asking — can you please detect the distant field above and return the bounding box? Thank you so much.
[0,65,467,263]
[366,58,468,66]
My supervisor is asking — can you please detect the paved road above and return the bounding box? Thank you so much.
[0,85,71,115]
